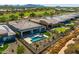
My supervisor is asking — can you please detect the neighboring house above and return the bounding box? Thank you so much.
[0,25,16,45]
[8,20,46,38]
[30,13,79,29]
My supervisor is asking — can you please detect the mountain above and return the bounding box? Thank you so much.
[0,4,45,9]
[24,4,45,8]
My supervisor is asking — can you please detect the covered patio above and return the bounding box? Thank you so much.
[20,26,46,38]
[8,20,46,38]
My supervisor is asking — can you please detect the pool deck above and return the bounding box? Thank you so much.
[24,38,32,44]
[24,34,46,44]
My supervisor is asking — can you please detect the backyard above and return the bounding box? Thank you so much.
[19,31,53,53]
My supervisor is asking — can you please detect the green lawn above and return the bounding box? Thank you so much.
[0,44,8,54]
[52,27,70,33]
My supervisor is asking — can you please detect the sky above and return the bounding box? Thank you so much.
[44,4,79,7]
[0,0,79,6]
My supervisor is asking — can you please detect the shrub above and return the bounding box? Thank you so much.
[17,45,25,54]
[29,12,36,17]
[0,16,8,22]
[19,12,24,18]
[9,14,18,21]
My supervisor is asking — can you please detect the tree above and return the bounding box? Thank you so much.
[0,12,4,16]
[9,14,18,21]
[11,49,14,53]
[19,12,24,18]
[70,25,75,30]
[43,12,49,16]
[75,49,79,54]
[29,12,36,17]
[17,45,25,54]
[0,16,8,22]
[49,11,54,16]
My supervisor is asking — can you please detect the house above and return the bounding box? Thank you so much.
[8,20,46,38]
[0,25,16,45]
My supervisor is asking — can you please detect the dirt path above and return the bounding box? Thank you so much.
[58,38,75,54]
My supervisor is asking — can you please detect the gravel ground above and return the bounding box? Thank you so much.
[2,39,32,54]
[58,38,75,54]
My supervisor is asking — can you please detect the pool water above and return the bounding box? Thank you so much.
[31,36,45,42]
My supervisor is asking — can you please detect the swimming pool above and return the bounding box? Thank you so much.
[31,35,45,42]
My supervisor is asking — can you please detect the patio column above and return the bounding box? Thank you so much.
[41,27,46,32]
[44,27,46,31]
[39,28,41,32]
[31,29,33,34]
[21,32,23,38]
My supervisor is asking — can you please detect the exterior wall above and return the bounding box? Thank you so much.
[41,27,46,32]
[0,35,16,45]
[3,35,16,44]
[0,36,3,45]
